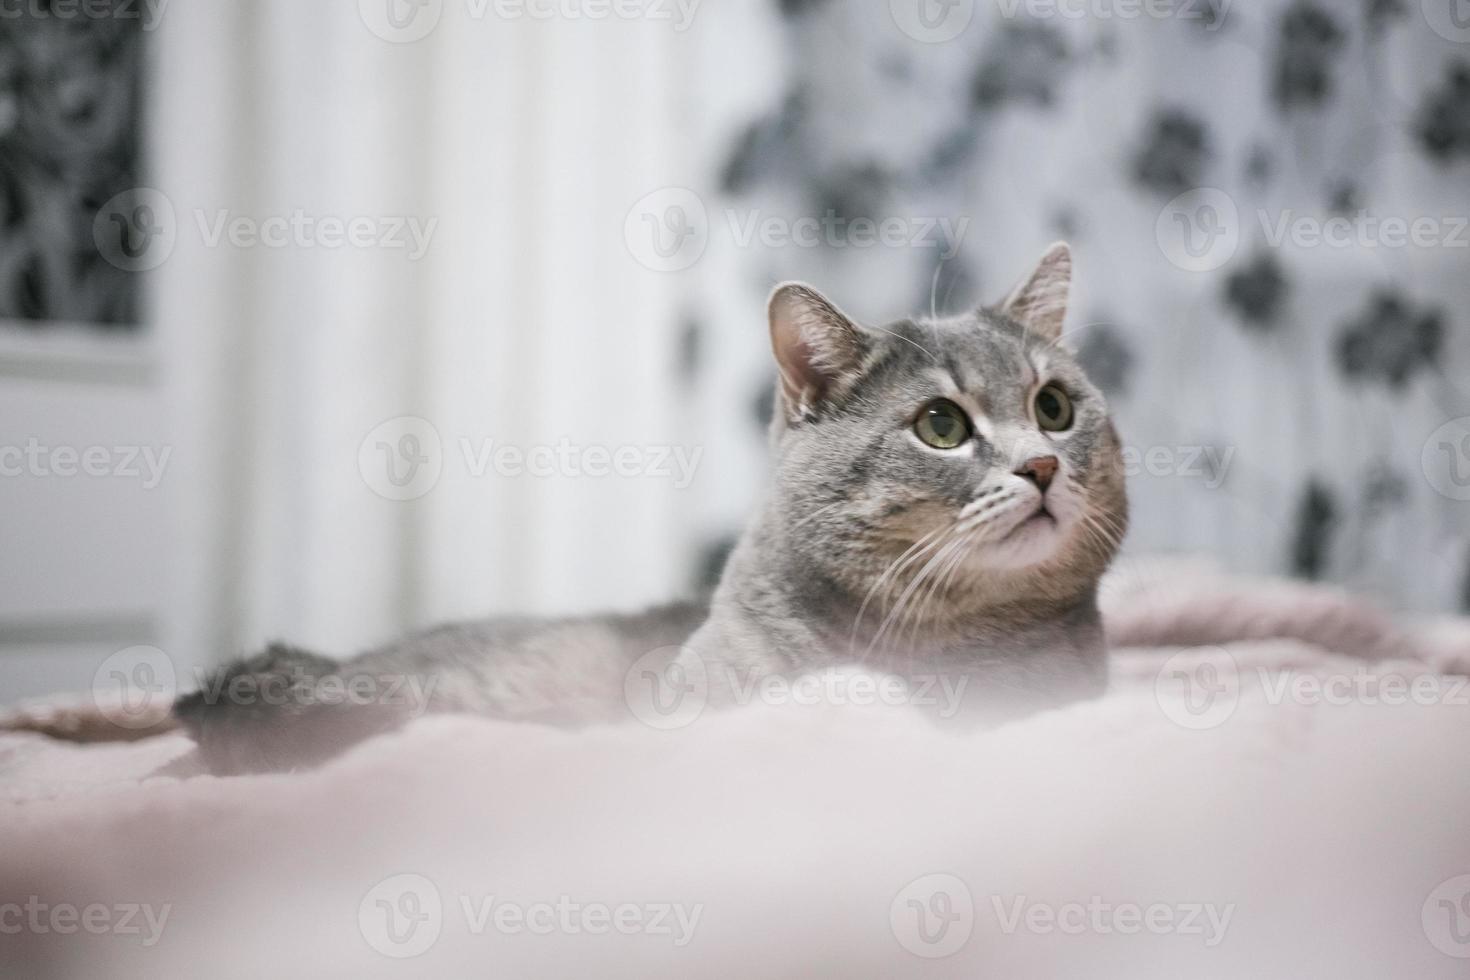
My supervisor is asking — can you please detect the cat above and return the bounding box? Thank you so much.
[5,243,1128,773]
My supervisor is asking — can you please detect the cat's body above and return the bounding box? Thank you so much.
[8,243,1129,772]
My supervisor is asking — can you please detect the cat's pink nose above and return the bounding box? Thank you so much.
[1016,455,1059,491]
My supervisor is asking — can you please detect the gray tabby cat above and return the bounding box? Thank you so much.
[12,244,1128,773]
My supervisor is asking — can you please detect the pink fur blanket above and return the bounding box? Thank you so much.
[4,560,1470,979]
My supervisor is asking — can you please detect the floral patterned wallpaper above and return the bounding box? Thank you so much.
[686,0,1470,614]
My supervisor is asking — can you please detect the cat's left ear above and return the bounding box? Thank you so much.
[999,241,1072,344]
[768,282,868,421]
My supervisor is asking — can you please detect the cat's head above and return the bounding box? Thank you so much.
[765,243,1127,614]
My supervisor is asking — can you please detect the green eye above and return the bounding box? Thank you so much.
[914,399,972,449]
[1035,384,1074,432]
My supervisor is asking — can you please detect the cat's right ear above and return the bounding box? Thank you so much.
[768,282,868,422]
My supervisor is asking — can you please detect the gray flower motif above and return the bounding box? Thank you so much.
[1074,321,1135,398]
[721,89,806,195]
[1336,290,1444,390]
[1272,2,1344,111]
[1364,0,1407,36]
[778,0,830,15]
[1416,61,1470,164]
[1223,253,1289,329]
[1243,143,1274,187]
[1290,479,1337,580]
[1132,110,1211,197]
[972,22,1070,111]
[1461,547,1470,615]
[1361,461,1408,517]
[1327,180,1361,215]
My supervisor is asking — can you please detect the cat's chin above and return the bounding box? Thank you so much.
[978,508,1068,570]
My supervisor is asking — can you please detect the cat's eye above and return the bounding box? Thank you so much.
[1035,385,1074,432]
[914,399,972,449]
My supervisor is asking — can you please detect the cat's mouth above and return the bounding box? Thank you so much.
[1008,501,1056,536]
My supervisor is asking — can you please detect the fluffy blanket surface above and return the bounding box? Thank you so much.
[4,560,1470,979]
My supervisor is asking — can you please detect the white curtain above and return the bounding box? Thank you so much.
[152,2,698,665]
